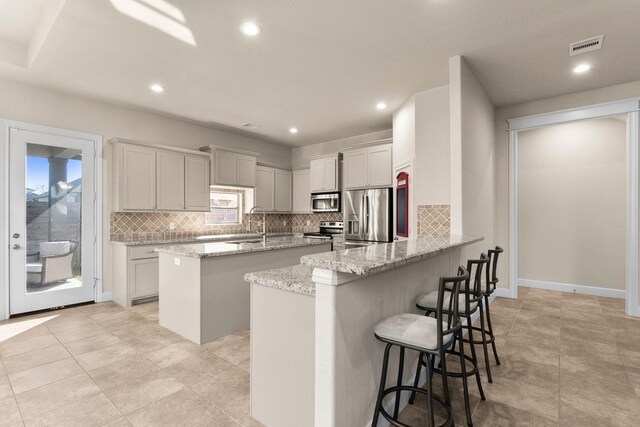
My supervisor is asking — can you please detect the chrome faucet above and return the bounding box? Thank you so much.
[248,206,267,244]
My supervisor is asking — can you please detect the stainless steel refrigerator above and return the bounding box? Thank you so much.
[344,188,393,244]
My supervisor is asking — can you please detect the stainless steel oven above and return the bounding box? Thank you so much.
[311,192,341,213]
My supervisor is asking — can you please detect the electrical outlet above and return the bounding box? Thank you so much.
[174,257,181,266]
[283,220,286,226]
[306,220,310,226]
[169,222,175,230]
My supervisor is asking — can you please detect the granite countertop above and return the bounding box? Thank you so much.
[244,265,316,296]
[111,233,296,246]
[155,235,331,259]
[300,234,483,276]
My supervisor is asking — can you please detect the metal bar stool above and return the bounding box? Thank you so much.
[413,255,489,427]
[463,246,504,383]
[371,266,469,427]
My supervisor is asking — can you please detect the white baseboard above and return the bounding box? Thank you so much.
[518,279,625,299]
[493,288,512,298]
[100,292,113,302]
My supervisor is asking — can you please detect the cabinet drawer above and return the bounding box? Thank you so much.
[129,246,159,260]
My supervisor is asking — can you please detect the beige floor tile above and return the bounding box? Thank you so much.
[63,333,121,356]
[238,359,250,374]
[104,371,185,414]
[8,357,84,394]
[473,399,558,426]
[410,375,480,425]
[396,405,447,426]
[161,353,236,387]
[203,332,245,353]
[125,388,238,427]
[2,344,70,375]
[191,365,251,423]
[0,333,59,358]
[74,342,138,371]
[0,323,51,346]
[119,331,183,355]
[0,396,23,427]
[0,361,6,377]
[145,341,205,368]
[559,393,640,427]
[101,416,133,427]
[110,321,161,340]
[28,392,121,427]
[88,357,161,391]
[98,312,146,330]
[15,373,102,423]
[53,322,109,343]
[44,313,98,334]
[0,375,13,400]
[208,336,250,366]
[82,303,126,321]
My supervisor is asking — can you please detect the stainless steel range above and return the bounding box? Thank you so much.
[303,221,344,250]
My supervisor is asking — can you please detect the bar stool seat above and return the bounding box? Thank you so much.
[416,292,478,314]
[374,313,455,351]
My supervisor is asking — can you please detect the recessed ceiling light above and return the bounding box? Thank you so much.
[150,84,164,93]
[289,127,298,134]
[240,22,261,36]
[573,64,592,74]
[376,102,387,110]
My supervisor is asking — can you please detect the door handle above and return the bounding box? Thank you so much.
[12,244,21,249]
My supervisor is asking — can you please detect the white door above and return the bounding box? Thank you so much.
[9,128,96,314]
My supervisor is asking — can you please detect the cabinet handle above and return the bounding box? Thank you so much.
[145,250,155,254]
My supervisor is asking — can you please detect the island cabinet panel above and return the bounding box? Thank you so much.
[121,144,156,210]
[156,150,185,211]
[292,169,311,213]
[185,155,210,211]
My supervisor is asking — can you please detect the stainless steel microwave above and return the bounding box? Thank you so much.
[311,192,341,213]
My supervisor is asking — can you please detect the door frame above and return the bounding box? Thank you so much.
[507,98,640,317]
[0,119,103,320]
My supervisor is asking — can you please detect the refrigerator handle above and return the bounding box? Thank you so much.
[365,194,370,234]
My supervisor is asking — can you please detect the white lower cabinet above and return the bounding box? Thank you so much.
[112,244,159,307]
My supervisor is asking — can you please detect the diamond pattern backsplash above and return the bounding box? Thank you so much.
[110,211,344,241]
[417,205,450,236]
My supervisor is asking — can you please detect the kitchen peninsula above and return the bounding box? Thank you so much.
[156,236,331,344]
[245,234,482,427]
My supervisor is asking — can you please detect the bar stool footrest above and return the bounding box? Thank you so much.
[378,385,454,427]
[431,350,480,378]
[461,326,496,345]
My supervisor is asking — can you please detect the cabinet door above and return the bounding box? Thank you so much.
[367,144,393,187]
[292,170,311,213]
[185,156,210,211]
[130,258,159,298]
[236,155,256,187]
[121,144,156,210]
[323,157,338,191]
[274,169,292,212]
[344,148,368,189]
[255,166,275,211]
[310,159,326,192]
[156,151,185,211]
[215,151,237,185]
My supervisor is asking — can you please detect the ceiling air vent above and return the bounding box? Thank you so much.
[569,35,604,56]
[242,123,260,130]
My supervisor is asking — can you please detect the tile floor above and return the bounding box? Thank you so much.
[0,300,256,427]
[0,288,639,426]
[398,287,640,426]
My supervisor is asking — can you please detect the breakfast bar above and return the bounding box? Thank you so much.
[245,234,482,427]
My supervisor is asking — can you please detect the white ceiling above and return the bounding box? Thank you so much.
[0,0,639,146]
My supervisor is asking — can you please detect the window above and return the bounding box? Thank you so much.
[205,191,243,225]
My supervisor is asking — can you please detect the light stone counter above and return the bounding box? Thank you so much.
[244,265,315,296]
[300,234,483,276]
[156,236,326,258]
[111,232,295,246]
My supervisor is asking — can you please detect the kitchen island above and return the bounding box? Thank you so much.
[156,236,331,344]
[245,234,482,427]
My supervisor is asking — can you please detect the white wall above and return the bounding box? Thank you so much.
[450,56,495,258]
[518,118,626,290]
[291,129,391,170]
[495,78,640,298]
[0,78,292,295]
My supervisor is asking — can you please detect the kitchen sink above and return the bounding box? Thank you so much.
[225,240,264,244]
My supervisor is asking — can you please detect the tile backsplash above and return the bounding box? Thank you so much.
[110,211,343,241]
[417,205,450,236]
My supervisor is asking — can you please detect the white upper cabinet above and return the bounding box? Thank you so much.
[205,146,259,187]
[111,139,210,212]
[185,155,211,211]
[255,166,275,212]
[255,165,292,213]
[157,150,185,211]
[119,144,156,210]
[292,169,311,213]
[343,143,392,189]
[274,169,292,212]
[310,155,340,193]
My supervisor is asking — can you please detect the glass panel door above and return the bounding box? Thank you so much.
[9,128,95,315]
